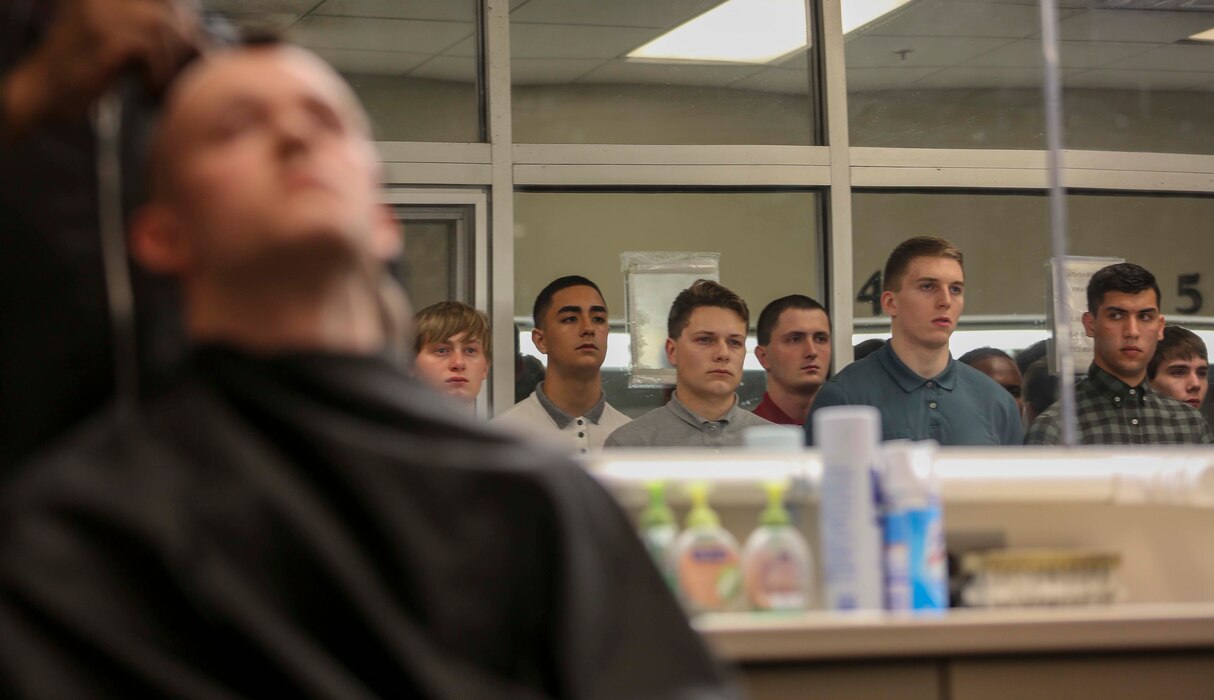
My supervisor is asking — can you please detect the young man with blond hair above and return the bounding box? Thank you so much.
[807,236,1021,445]
[606,279,771,448]
[412,301,490,413]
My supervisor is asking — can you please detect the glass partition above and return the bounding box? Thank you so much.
[509,0,818,144]
[848,1,1214,153]
[512,190,822,416]
[202,0,482,142]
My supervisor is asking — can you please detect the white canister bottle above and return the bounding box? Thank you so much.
[815,406,884,611]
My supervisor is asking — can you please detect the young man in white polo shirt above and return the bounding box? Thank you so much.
[494,276,630,453]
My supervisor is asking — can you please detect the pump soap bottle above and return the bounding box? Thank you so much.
[637,481,678,590]
[742,481,814,612]
[672,483,742,614]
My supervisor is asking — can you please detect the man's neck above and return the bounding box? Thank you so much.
[889,334,950,379]
[1094,357,1146,388]
[676,387,736,422]
[543,366,603,418]
[765,382,818,423]
[186,271,386,354]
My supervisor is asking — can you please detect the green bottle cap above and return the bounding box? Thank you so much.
[759,480,791,527]
[685,482,720,529]
[638,481,676,528]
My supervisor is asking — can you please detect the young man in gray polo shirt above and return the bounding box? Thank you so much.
[806,237,1021,445]
[605,280,772,448]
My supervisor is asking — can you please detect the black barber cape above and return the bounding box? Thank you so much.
[0,346,736,699]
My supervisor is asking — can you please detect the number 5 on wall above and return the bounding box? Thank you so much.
[1177,273,1203,315]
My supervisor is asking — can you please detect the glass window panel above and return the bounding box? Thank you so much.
[847,1,1051,149]
[513,191,822,416]
[1058,5,1214,154]
[510,0,818,145]
[848,2,1214,153]
[202,0,481,142]
[851,191,1051,353]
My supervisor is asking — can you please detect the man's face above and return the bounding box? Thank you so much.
[971,355,1023,413]
[1083,289,1164,385]
[533,285,608,374]
[152,46,396,280]
[756,307,831,395]
[882,256,964,351]
[414,333,488,404]
[667,306,747,400]
[1151,354,1209,408]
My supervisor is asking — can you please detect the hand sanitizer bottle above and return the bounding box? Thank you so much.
[742,481,814,612]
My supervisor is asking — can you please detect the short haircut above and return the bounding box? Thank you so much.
[1015,339,1049,376]
[413,301,491,361]
[853,338,886,361]
[959,347,1014,367]
[883,236,964,292]
[1022,358,1057,416]
[756,295,828,346]
[1147,324,1208,380]
[532,276,604,328]
[667,279,749,339]
[1086,263,1160,315]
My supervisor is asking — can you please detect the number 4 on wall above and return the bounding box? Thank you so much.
[1177,273,1203,315]
[857,270,882,316]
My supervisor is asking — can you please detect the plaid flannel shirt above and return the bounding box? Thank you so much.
[1026,363,1214,445]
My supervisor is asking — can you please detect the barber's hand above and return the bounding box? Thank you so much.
[3,0,202,139]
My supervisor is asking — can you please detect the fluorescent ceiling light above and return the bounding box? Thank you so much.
[1187,27,1214,43]
[627,0,913,64]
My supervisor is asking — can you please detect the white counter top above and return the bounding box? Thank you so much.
[696,603,1214,662]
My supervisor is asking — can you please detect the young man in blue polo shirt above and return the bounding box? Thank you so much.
[806,236,1021,445]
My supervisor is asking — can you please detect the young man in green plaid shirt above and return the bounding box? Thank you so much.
[1026,263,1214,445]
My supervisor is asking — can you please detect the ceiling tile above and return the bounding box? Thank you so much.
[965,39,1156,69]
[577,60,764,87]
[405,56,479,83]
[1058,9,1214,43]
[511,58,610,85]
[860,0,1044,39]
[1065,68,1214,90]
[845,35,1013,68]
[312,48,432,75]
[290,16,474,54]
[730,68,815,94]
[311,0,477,22]
[506,23,663,59]
[845,67,941,91]
[1107,43,1214,72]
[913,66,1074,89]
[510,0,722,29]
[203,0,314,13]
[206,12,300,33]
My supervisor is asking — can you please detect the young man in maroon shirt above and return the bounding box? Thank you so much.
[753,295,832,426]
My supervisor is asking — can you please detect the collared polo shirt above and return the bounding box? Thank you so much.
[1026,363,1214,445]
[492,382,631,454]
[604,391,773,448]
[805,342,1022,446]
[753,392,801,426]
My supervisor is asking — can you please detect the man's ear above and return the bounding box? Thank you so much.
[880,290,897,317]
[532,327,548,355]
[665,337,678,367]
[129,203,192,275]
[1157,315,1166,341]
[755,344,771,371]
[370,203,402,262]
[1082,311,1096,339]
